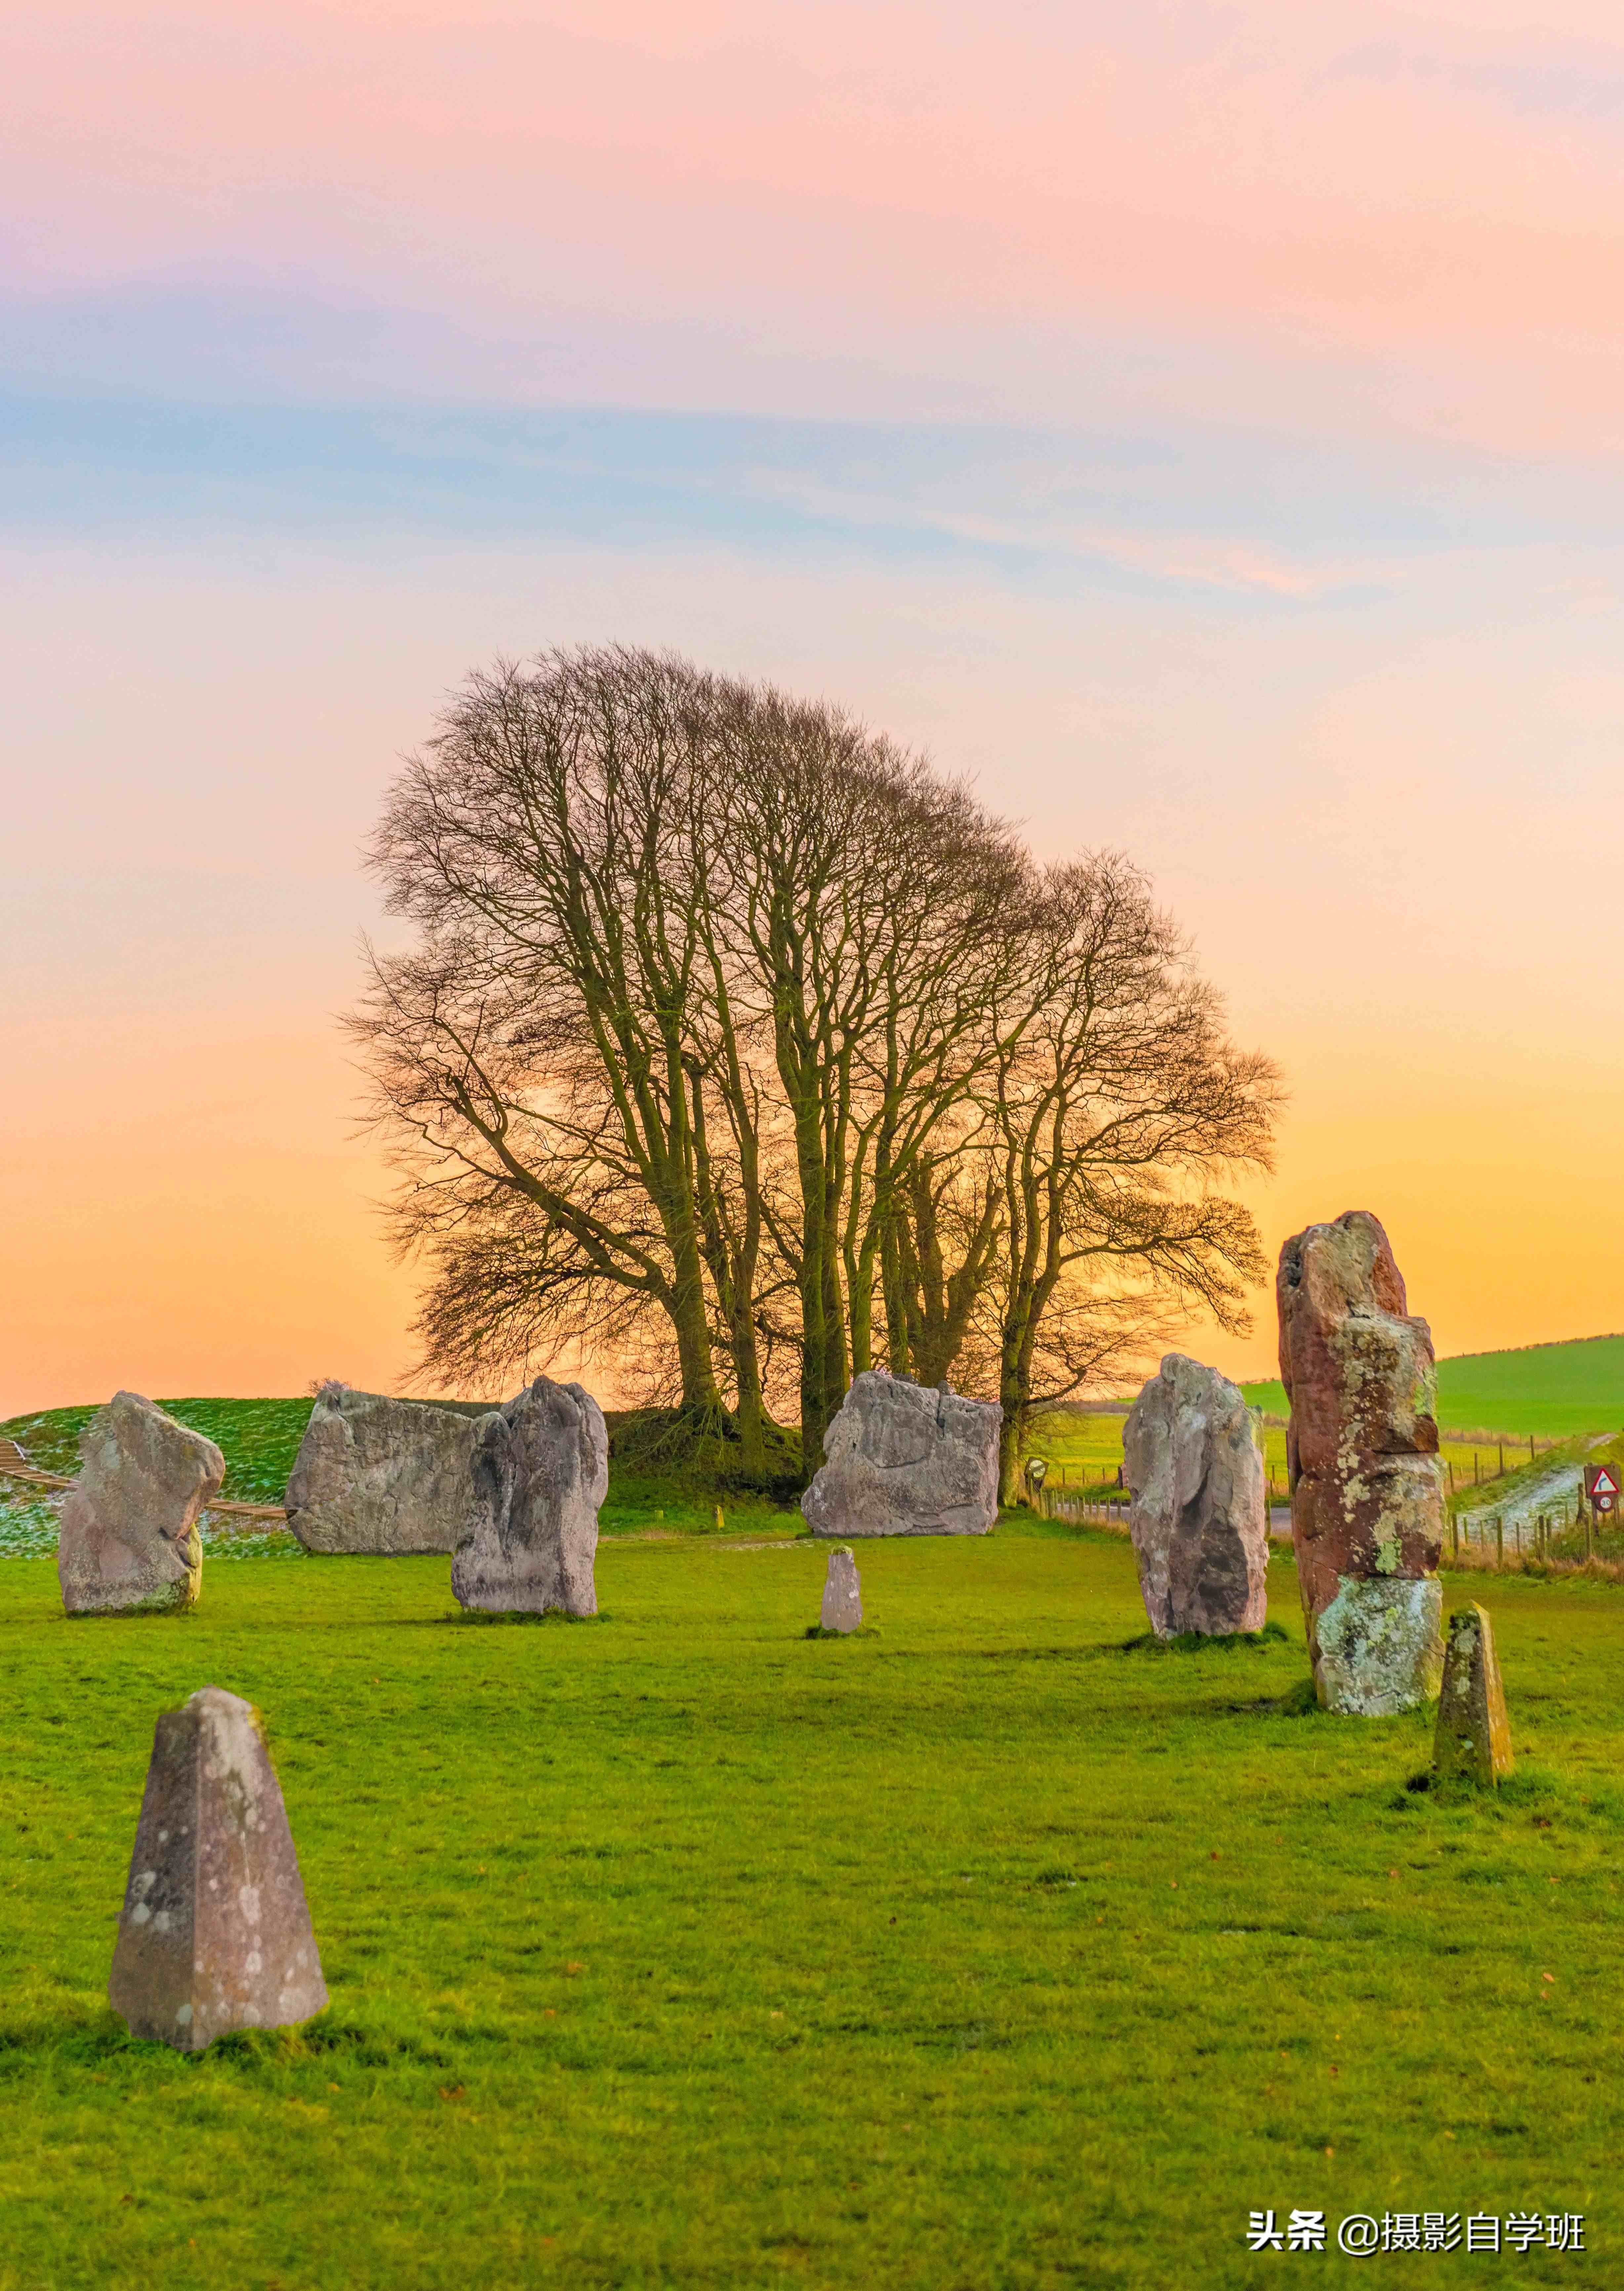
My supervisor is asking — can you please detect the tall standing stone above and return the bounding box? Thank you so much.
[1278,1211,1445,1715]
[1123,1354,1268,1638]
[453,1375,608,1616]
[286,1385,496,1556]
[108,1687,327,2052]
[1434,1604,1514,1785]
[820,1546,863,1633]
[58,1392,223,1616]
[801,1373,1001,1537]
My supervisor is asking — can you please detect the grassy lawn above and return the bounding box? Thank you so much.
[1,1528,1618,2289]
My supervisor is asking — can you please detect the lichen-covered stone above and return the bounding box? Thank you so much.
[108,1687,327,2052]
[1434,1603,1513,1785]
[1123,1354,1267,1638]
[286,1386,495,1555]
[57,1392,222,1616]
[1313,1574,1444,1717]
[1278,1212,1445,1713]
[820,1546,862,1633]
[801,1373,1000,1537]
[453,1375,607,1615]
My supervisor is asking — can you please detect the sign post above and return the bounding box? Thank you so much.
[1584,1463,1618,1516]
[1582,1464,1618,1558]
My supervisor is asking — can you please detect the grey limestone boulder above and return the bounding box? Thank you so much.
[1122,1354,1268,1638]
[286,1386,494,1556]
[108,1687,328,2052]
[801,1372,1001,1538]
[453,1375,608,1615]
[58,1392,223,1616]
[820,1546,862,1633]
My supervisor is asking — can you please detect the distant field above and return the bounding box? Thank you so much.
[1242,1333,1624,1439]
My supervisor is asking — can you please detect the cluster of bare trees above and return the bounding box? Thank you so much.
[352,646,1280,1495]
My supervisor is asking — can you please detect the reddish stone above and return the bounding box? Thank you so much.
[1277,1212,1445,1714]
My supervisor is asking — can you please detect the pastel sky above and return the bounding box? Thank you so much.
[7,0,1624,1412]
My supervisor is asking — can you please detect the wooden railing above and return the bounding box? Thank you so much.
[0,1452,289,1526]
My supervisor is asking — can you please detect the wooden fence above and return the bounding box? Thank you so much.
[0,1450,288,1527]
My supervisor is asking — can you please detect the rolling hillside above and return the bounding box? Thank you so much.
[1241,1332,1624,1438]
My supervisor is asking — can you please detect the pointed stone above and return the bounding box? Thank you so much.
[58,1392,223,1616]
[1434,1604,1514,1786]
[109,1687,328,2052]
[453,1375,607,1615]
[820,1546,862,1633]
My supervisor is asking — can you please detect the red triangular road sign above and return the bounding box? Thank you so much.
[1590,1465,1619,1496]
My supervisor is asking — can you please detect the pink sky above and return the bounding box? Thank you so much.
[6,2,1624,1412]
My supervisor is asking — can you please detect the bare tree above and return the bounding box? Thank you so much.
[353,649,736,1423]
[701,685,1032,1469]
[352,650,1280,1503]
[979,854,1281,1496]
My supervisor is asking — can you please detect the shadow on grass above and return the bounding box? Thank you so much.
[0,2003,472,2075]
[1116,1620,1294,1656]
[1391,1762,1624,1827]
[440,1609,608,1628]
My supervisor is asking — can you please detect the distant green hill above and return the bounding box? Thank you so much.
[1241,1333,1624,1438]
[0,1397,315,1503]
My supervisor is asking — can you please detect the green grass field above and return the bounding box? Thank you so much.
[1,1528,1619,2290]
[1242,1333,1624,1441]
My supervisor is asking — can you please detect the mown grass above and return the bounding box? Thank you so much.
[1,1529,1619,2289]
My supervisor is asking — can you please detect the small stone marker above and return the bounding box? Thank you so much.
[454,1375,608,1615]
[108,1687,328,2052]
[820,1546,862,1633]
[1433,1604,1514,1787]
[58,1391,223,1616]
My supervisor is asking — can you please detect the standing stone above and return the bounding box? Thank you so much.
[1123,1354,1268,1638]
[801,1373,1001,1538]
[453,1375,608,1615]
[1278,1211,1445,1715]
[1434,1604,1514,1786]
[820,1546,863,1633]
[285,1385,496,1555]
[58,1392,223,1616]
[108,1687,327,2052]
